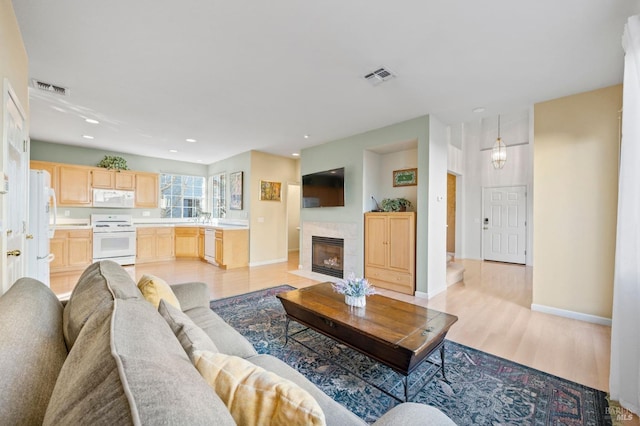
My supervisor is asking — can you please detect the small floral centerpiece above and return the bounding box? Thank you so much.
[332,273,376,307]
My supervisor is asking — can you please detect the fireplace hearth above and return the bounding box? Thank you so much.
[312,236,344,278]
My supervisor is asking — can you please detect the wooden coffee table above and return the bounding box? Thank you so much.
[276,282,458,402]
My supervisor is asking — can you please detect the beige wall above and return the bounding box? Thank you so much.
[0,0,29,111]
[533,85,622,319]
[249,151,299,265]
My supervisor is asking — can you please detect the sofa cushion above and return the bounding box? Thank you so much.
[194,350,326,426]
[0,278,67,426]
[138,274,181,309]
[46,262,235,425]
[248,354,367,426]
[63,260,142,349]
[158,299,219,362]
[170,281,211,311]
[185,306,258,358]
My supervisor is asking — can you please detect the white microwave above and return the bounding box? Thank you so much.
[93,189,135,208]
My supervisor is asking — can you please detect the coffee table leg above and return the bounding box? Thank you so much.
[284,318,290,346]
[403,376,409,402]
[440,343,449,383]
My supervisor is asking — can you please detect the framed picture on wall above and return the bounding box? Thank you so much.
[259,180,282,201]
[229,171,243,210]
[393,168,418,187]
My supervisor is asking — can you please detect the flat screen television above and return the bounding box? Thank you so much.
[302,167,345,208]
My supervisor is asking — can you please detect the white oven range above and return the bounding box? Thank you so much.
[91,214,136,265]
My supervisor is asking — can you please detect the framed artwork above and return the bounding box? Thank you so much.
[229,171,243,210]
[393,168,418,187]
[259,180,281,201]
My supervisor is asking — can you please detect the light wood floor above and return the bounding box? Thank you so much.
[51,253,612,394]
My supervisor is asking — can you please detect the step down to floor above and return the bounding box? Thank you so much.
[446,261,465,286]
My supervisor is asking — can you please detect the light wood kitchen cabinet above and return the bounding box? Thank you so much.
[58,165,93,206]
[175,227,199,258]
[136,227,175,263]
[92,169,136,190]
[214,228,249,269]
[198,228,205,259]
[135,172,159,208]
[50,229,93,272]
[364,212,416,295]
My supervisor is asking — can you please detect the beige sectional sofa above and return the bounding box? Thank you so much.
[0,260,454,425]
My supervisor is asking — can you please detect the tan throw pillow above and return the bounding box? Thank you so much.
[158,299,218,362]
[137,274,181,310]
[193,351,326,426]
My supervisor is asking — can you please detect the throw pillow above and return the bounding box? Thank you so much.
[158,299,218,362]
[137,274,181,310]
[193,351,326,426]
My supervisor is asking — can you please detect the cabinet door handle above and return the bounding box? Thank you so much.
[7,249,21,257]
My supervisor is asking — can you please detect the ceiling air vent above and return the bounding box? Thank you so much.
[31,79,70,96]
[363,67,395,86]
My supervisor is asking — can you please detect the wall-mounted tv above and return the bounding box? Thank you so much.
[302,167,345,208]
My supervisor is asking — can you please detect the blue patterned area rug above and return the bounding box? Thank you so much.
[210,285,611,425]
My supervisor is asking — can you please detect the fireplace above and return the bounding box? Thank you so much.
[312,236,344,278]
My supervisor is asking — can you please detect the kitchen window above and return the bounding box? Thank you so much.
[211,172,226,218]
[160,174,206,219]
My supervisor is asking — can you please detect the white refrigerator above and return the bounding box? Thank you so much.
[27,169,57,286]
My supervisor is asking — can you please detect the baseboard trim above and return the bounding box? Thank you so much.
[530,304,612,326]
[415,290,429,299]
[249,257,287,267]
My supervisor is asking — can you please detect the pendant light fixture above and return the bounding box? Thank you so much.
[491,115,507,169]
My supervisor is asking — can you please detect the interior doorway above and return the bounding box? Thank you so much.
[482,186,527,264]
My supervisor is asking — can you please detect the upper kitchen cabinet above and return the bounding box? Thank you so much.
[135,172,159,208]
[92,169,136,190]
[58,165,92,206]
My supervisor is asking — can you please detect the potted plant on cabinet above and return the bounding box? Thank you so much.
[380,198,413,212]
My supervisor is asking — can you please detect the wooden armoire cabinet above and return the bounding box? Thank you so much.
[364,212,416,295]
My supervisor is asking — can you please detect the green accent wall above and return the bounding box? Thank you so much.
[300,115,436,294]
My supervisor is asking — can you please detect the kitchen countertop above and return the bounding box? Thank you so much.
[54,220,249,231]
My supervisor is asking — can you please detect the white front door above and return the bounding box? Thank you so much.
[482,186,527,264]
[2,81,28,292]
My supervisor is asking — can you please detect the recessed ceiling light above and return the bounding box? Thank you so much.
[82,135,94,139]
[186,138,197,143]
[85,118,100,124]
[472,107,486,113]
[303,134,310,139]
[292,153,300,157]
[169,149,178,153]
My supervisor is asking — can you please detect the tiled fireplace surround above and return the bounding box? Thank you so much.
[301,221,358,278]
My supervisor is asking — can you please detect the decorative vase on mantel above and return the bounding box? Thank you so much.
[345,295,367,308]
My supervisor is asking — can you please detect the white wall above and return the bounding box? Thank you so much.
[427,116,448,297]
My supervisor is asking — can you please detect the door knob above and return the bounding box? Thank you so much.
[7,249,21,256]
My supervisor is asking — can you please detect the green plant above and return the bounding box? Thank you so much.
[97,155,129,170]
[381,197,413,212]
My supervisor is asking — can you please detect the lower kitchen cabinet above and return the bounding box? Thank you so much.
[175,227,200,258]
[51,229,93,272]
[214,228,249,269]
[198,228,205,260]
[136,227,175,263]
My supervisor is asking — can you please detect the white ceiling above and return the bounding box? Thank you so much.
[12,0,640,165]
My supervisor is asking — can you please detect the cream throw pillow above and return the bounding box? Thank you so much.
[137,274,181,310]
[193,351,326,426]
[158,299,218,362]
